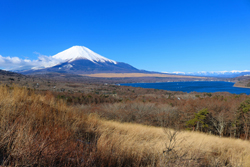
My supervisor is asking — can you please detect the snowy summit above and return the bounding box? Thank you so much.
[52,46,117,64]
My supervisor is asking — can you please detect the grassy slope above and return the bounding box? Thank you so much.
[97,120,250,166]
[0,85,250,166]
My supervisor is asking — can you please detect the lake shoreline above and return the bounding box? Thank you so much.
[233,84,250,89]
[120,80,226,84]
[121,81,250,95]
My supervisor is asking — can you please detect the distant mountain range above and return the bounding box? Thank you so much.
[166,70,250,78]
[21,46,148,75]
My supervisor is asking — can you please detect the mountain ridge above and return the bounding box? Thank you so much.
[21,46,149,75]
[166,70,250,78]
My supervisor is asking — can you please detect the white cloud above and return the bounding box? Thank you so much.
[0,53,64,71]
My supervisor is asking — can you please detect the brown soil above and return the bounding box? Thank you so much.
[81,73,205,78]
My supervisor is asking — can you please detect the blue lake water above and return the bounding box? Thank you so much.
[120,81,250,95]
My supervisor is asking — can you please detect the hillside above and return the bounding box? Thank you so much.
[233,76,250,88]
[0,85,250,166]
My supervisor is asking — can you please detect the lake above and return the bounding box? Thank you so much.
[120,81,250,95]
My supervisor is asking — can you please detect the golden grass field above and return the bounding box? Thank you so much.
[96,119,250,166]
[0,85,250,166]
[81,73,205,78]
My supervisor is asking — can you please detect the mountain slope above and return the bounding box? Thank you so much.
[22,46,145,75]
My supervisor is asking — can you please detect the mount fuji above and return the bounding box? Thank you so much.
[22,46,145,75]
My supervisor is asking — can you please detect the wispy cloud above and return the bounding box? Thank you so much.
[0,53,64,71]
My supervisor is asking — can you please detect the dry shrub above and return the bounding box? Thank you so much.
[97,102,179,127]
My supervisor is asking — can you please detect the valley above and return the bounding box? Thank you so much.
[1,72,250,166]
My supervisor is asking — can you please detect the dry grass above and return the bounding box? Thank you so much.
[96,120,250,166]
[0,85,250,166]
[81,73,204,79]
[0,85,92,166]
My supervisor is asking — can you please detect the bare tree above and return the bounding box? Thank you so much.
[211,112,226,137]
[163,128,193,166]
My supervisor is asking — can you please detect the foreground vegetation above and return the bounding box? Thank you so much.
[0,85,250,166]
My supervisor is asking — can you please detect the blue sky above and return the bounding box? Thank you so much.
[0,0,250,72]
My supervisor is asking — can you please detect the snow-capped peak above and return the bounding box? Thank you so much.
[163,70,250,78]
[52,46,117,64]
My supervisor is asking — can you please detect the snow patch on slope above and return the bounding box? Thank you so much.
[52,46,117,64]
